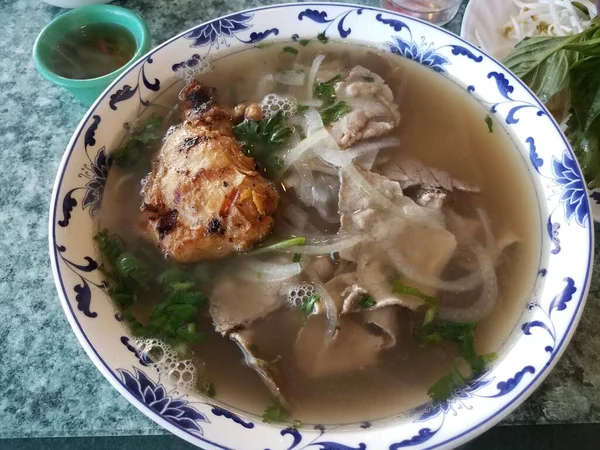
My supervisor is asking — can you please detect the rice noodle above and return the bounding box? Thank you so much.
[279,235,363,255]
[307,54,326,101]
[344,163,445,228]
[438,244,499,322]
[238,260,302,282]
[295,160,316,206]
[303,263,338,344]
[476,208,495,252]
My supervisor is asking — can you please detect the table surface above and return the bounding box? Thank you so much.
[1,0,599,442]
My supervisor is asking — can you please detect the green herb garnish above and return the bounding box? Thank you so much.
[112,114,163,169]
[363,76,375,82]
[394,282,494,402]
[262,400,288,423]
[314,75,341,107]
[320,101,351,126]
[251,237,306,255]
[299,293,320,324]
[292,253,302,263]
[299,39,310,47]
[485,115,494,133]
[94,228,208,350]
[292,420,303,429]
[233,111,293,176]
[297,104,309,113]
[282,46,299,55]
[358,294,376,309]
[504,22,600,188]
[317,32,328,44]
[197,375,216,398]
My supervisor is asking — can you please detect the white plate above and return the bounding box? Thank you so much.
[461,0,600,221]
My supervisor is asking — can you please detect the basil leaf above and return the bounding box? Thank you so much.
[504,34,582,102]
[570,56,600,131]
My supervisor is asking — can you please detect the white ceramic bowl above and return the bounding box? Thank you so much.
[49,3,594,449]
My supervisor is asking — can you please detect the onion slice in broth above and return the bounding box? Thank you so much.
[303,263,338,344]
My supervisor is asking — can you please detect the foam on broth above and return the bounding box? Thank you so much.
[99,42,541,424]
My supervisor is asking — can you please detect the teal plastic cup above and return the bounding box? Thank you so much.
[33,5,150,106]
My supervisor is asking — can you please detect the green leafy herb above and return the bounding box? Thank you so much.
[251,237,306,255]
[299,39,310,47]
[504,23,600,188]
[394,282,492,402]
[299,293,320,324]
[321,101,351,126]
[233,111,293,176]
[485,115,494,133]
[94,229,125,263]
[363,76,375,82]
[116,252,150,285]
[256,272,263,280]
[197,376,215,398]
[427,365,467,402]
[282,46,299,55]
[317,32,329,44]
[112,114,163,169]
[262,401,288,423]
[314,75,341,107]
[292,420,303,429]
[297,104,309,113]
[358,294,376,309]
[292,253,302,263]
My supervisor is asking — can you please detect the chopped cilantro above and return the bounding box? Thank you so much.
[394,281,494,402]
[257,272,263,280]
[233,111,293,176]
[485,115,494,133]
[358,294,376,309]
[363,76,375,82]
[297,104,309,113]
[112,114,163,169]
[314,75,341,107]
[262,400,288,423]
[320,101,351,126]
[197,376,215,398]
[299,293,320,324]
[292,253,302,263]
[299,39,310,47]
[292,419,303,429]
[94,229,124,263]
[317,32,329,44]
[282,46,299,55]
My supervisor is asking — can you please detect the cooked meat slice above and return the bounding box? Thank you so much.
[142,81,279,262]
[294,315,385,378]
[209,275,297,334]
[329,66,401,149]
[231,329,290,407]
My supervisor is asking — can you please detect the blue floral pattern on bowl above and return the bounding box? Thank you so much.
[49,3,593,450]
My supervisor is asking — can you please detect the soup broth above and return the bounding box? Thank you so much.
[99,42,540,424]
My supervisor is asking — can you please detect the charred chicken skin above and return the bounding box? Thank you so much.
[141,81,279,262]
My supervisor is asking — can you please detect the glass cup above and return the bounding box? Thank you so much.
[380,0,462,26]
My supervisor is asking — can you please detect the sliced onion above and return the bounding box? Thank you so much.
[476,208,495,252]
[307,54,326,101]
[279,235,362,255]
[238,260,302,282]
[344,163,445,228]
[388,247,483,293]
[438,243,498,322]
[281,128,331,173]
[302,99,324,108]
[304,263,338,344]
[257,73,275,99]
[275,70,306,86]
[348,137,400,154]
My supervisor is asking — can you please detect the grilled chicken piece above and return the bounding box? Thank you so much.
[141,81,279,262]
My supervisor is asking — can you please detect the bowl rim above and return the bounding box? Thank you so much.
[32,4,150,86]
[48,2,594,449]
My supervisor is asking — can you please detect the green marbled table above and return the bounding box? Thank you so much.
[0,0,598,446]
